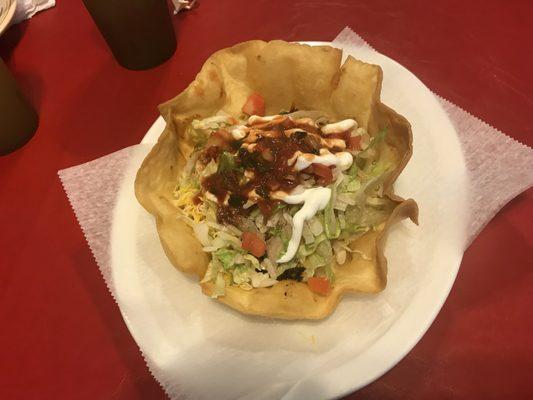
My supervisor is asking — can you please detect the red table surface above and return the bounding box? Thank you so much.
[1,1,532,399]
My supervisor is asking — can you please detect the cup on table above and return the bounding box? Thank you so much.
[82,0,177,70]
[0,59,38,156]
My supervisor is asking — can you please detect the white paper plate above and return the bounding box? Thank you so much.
[0,0,15,36]
[111,42,468,399]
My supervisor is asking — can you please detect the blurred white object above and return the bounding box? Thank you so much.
[13,0,54,24]
[172,0,197,14]
[0,0,16,35]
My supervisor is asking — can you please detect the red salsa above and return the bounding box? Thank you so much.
[200,116,347,224]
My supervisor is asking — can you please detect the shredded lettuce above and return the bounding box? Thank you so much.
[323,263,335,283]
[308,217,323,236]
[324,187,340,239]
[218,151,237,173]
[186,125,209,147]
[302,254,326,279]
[214,248,240,270]
[316,240,333,262]
[213,273,226,298]
[176,115,396,295]
[302,222,315,245]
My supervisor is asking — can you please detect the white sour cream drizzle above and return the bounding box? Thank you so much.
[321,118,357,134]
[230,125,248,140]
[294,150,353,172]
[276,187,332,263]
[248,115,280,125]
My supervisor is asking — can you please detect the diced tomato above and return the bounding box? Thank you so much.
[241,231,267,257]
[311,164,334,185]
[307,277,331,295]
[242,93,265,116]
[348,135,362,151]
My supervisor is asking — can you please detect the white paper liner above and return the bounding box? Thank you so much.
[58,27,533,400]
[58,144,164,389]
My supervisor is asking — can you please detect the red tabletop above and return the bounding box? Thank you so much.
[1,1,532,399]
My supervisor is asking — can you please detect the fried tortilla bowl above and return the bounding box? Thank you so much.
[135,40,418,320]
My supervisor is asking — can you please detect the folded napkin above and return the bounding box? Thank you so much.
[58,27,533,400]
[13,0,54,24]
